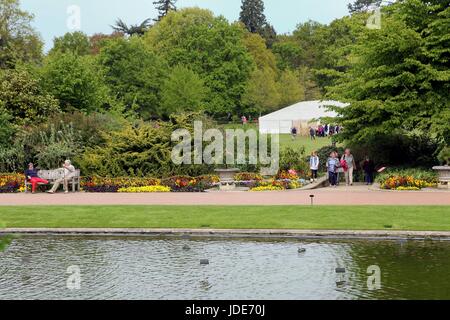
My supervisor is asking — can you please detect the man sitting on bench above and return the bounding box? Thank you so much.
[47,160,76,194]
[25,163,49,194]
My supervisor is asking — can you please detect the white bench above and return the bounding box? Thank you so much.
[25,169,81,193]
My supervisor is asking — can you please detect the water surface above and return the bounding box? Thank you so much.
[0,236,449,300]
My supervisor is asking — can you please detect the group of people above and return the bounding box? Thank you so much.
[309,124,341,140]
[309,149,376,187]
[25,160,77,194]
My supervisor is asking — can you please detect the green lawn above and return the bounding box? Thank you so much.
[0,205,449,231]
[222,123,332,154]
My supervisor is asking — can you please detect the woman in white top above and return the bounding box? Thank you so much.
[310,151,320,182]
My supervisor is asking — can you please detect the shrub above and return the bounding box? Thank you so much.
[279,147,309,177]
[81,176,160,193]
[0,174,24,193]
[234,172,263,181]
[437,146,450,166]
[161,175,216,192]
[377,169,438,190]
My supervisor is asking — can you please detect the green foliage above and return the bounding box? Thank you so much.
[328,1,449,159]
[49,31,92,56]
[0,105,15,146]
[77,113,214,177]
[437,146,450,166]
[33,124,79,169]
[277,69,305,107]
[239,0,276,46]
[40,52,109,113]
[99,36,167,119]
[146,8,253,116]
[279,147,307,173]
[160,65,209,117]
[242,68,280,115]
[0,68,59,125]
[0,0,43,68]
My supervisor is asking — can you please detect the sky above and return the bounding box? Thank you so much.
[21,0,353,51]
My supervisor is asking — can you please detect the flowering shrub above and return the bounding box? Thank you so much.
[118,186,171,193]
[380,175,437,190]
[277,169,299,180]
[161,175,218,192]
[81,176,160,192]
[234,172,263,181]
[0,174,24,193]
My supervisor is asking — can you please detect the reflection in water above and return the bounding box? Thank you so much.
[0,236,449,300]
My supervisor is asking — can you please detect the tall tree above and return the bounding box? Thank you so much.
[239,0,267,34]
[40,53,109,113]
[50,31,91,56]
[153,0,177,22]
[160,65,209,117]
[98,37,167,119]
[145,8,253,117]
[0,68,59,125]
[348,0,383,13]
[328,0,450,148]
[112,18,152,36]
[0,0,43,68]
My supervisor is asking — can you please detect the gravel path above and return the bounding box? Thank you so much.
[1,185,449,206]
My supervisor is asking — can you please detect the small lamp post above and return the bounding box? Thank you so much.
[309,194,315,206]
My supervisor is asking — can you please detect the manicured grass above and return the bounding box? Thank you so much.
[0,206,449,231]
[278,135,331,154]
[222,123,332,154]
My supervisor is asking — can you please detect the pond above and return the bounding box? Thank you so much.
[0,235,449,300]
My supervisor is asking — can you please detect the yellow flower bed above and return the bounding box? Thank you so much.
[381,175,436,190]
[395,186,421,191]
[250,185,284,192]
[118,186,171,193]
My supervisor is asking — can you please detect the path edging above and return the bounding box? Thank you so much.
[2,228,450,240]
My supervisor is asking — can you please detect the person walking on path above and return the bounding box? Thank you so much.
[363,156,375,185]
[291,127,298,140]
[310,151,320,182]
[326,152,339,187]
[341,149,356,186]
[47,160,76,194]
[309,127,316,141]
[24,163,48,194]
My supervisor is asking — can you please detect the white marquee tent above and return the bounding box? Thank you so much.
[258,100,348,134]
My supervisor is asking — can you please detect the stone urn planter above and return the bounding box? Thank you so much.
[214,168,240,191]
[432,166,450,188]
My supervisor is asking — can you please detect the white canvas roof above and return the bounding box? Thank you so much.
[258,100,348,134]
[259,100,348,121]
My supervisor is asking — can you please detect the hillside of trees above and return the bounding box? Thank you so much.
[0,0,448,171]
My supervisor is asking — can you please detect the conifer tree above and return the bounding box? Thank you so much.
[153,0,177,21]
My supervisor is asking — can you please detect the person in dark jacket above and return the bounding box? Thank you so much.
[25,163,48,193]
[362,156,375,185]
